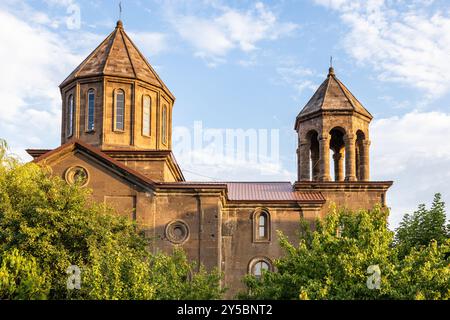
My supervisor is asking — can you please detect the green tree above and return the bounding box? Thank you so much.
[395,193,449,256]
[147,249,224,300]
[0,139,223,299]
[389,239,450,300]
[0,248,49,299]
[241,204,449,300]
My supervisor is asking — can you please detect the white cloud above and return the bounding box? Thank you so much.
[314,0,450,97]
[272,57,325,99]
[313,0,356,10]
[0,2,166,159]
[276,65,318,95]
[167,2,298,65]
[0,8,99,155]
[3,0,81,29]
[128,32,169,57]
[0,11,72,123]
[371,111,450,227]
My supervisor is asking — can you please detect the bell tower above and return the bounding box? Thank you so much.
[294,66,392,212]
[295,67,372,183]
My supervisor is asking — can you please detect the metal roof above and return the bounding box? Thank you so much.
[224,182,324,202]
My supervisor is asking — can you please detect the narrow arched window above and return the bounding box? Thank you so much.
[258,213,267,239]
[142,95,151,136]
[254,209,270,241]
[87,89,95,131]
[162,105,167,144]
[252,260,270,279]
[115,89,125,131]
[67,94,74,137]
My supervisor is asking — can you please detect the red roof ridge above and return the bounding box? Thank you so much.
[33,139,156,189]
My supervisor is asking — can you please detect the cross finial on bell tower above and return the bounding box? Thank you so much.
[328,56,335,76]
[116,2,124,29]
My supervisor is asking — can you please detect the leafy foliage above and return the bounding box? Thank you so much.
[0,248,49,299]
[241,204,450,300]
[147,249,224,300]
[389,239,450,300]
[0,139,223,300]
[395,193,449,256]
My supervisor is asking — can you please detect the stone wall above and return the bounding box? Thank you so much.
[60,77,174,151]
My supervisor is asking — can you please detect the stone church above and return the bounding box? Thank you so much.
[26,21,392,297]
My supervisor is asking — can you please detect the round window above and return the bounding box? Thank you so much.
[165,220,189,244]
[65,166,89,187]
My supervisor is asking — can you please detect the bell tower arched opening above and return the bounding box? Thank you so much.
[329,127,346,182]
[307,130,320,180]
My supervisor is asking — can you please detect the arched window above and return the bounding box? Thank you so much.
[249,258,272,280]
[67,94,74,137]
[162,105,168,144]
[87,89,95,131]
[258,213,267,239]
[253,261,269,279]
[115,89,125,131]
[142,95,151,136]
[253,209,270,242]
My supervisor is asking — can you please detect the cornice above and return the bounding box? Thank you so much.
[294,181,393,191]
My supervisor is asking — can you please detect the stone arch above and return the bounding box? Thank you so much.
[66,94,74,138]
[252,207,271,242]
[329,127,346,181]
[299,129,320,181]
[113,88,125,131]
[248,256,273,279]
[306,130,320,180]
[142,94,151,137]
[86,88,96,132]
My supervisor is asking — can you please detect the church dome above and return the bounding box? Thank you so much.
[60,20,174,100]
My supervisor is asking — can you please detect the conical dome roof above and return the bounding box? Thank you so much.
[60,20,174,100]
[296,67,372,125]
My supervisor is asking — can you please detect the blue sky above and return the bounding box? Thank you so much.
[0,0,450,228]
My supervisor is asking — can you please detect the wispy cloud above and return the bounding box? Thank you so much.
[276,64,318,96]
[371,111,450,226]
[165,1,298,66]
[271,56,323,100]
[314,0,450,97]
[0,6,99,157]
[127,31,170,57]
